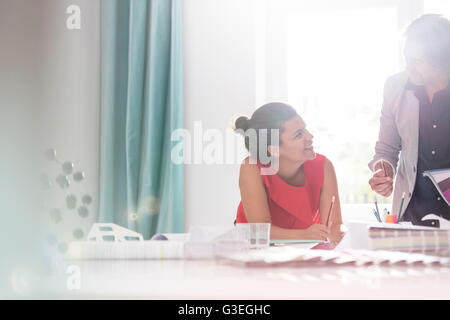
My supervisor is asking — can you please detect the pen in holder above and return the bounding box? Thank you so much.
[382,208,388,222]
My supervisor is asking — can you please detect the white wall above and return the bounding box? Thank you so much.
[39,0,101,238]
[0,0,100,284]
[0,1,46,289]
[0,0,100,242]
[183,0,258,230]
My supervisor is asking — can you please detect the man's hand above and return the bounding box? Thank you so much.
[369,161,394,197]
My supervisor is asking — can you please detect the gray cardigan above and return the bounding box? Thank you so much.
[369,72,420,220]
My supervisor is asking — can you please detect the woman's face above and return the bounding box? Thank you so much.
[275,115,315,163]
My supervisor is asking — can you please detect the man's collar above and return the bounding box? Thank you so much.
[405,79,422,91]
[406,78,450,94]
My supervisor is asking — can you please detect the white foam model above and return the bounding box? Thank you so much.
[87,223,144,242]
[68,223,185,259]
[68,224,241,260]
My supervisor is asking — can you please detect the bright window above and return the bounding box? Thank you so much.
[286,7,399,204]
[257,0,429,207]
[424,0,450,17]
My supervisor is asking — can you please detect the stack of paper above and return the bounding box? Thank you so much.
[346,221,450,254]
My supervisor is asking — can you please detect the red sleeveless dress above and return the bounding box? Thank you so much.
[236,153,326,229]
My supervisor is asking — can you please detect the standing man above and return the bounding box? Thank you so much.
[369,14,450,225]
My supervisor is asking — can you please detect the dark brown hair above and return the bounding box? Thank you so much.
[233,102,298,163]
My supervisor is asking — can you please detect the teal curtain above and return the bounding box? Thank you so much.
[99,0,184,239]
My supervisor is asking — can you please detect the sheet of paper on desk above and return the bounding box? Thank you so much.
[217,246,450,267]
[270,239,325,249]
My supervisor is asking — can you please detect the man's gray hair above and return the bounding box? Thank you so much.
[405,14,450,72]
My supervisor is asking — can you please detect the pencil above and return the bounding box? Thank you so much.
[374,198,380,219]
[372,209,381,222]
[325,196,336,227]
[381,159,387,176]
[397,192,405,223]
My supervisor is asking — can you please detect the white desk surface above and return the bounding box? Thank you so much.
[53,254,450,299]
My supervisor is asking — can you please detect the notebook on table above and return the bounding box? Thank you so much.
[423,168,450,206]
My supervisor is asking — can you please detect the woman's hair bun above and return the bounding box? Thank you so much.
[233,115,250,132]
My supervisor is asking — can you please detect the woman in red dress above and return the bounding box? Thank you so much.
[234,102,343,242]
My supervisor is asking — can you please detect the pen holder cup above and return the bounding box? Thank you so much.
[385,214,397,223]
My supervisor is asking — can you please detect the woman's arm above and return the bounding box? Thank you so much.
[319,158,344,242]
[239,158,329,240]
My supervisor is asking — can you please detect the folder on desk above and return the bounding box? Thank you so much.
[423,168,450,207]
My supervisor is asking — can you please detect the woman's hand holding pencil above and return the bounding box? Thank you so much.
[324,196,344,243]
